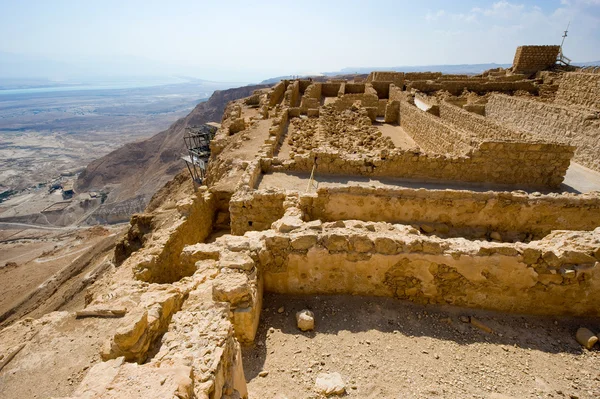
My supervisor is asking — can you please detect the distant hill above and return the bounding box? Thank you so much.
[574,61,600,67]
[328,63,513,76]
[76,83,268,223]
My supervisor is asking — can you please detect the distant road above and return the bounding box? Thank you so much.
[0,222,75,231]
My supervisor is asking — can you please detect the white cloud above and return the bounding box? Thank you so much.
[422,0,600,64]
[425,10,446,22]
[472,1,525,18]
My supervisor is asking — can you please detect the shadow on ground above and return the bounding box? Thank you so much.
[242,292,599,380]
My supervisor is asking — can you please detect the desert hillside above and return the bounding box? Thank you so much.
[76,84,268,223]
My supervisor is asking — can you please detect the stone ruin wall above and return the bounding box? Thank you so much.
[486,93,600,172]
[406,79,538,95]
[131,189,217,283]
[438,100,536,142]
[555,72,600,110]
[229,184,600,239]
[399,100,475,155]
[183,219,600,322]
[264,92,573,189]
[268,80,287,106]
[304,186,600,240]
[261,225,600,317]
[270,139,571,189]
[397,100,573,186]
[512,45,561,75]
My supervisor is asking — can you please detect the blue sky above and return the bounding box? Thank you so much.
[0,0,598,81]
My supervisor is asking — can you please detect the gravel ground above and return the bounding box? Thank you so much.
[243,293,600,399]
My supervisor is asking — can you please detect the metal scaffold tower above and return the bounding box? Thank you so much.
[182,124,218,185]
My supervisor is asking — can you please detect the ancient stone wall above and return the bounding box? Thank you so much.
[406,80,538,95]
[438,100,535,142]
[486,94,600,172]
[405,72,443,80]
[321,82,342,97]
[230,184,600,239]
[400,101,474,155]
[366,71,405,87]
[132,190,217,283]
[512,45,560,75]
[270,137,571,188]
[371,81,390,99]
[213,219,600,317]
[230,189,287,235]
[268,81,286,106]
[284,80,300,107]
[303,186,600,239]
[555,72,600,110]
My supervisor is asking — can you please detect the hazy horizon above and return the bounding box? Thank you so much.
[1,0,599,82]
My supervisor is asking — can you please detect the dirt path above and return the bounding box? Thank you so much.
[243,293,600,399]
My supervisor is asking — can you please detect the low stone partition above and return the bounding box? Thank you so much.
[486,94,600,172]
[130,189,217,284]
[303,186,600,240]
[407,79,537,95]
[182,217,600,317]
[230,189,287,235]
[400,101,475,155]
[229,182,600,239]
[438,100,535,142]
[268,137,572,188]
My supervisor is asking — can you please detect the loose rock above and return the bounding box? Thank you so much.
[575,327,598,349]
[296,309,315,331]
[315,372,346,396]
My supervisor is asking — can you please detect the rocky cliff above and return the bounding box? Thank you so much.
[76,84,268,223]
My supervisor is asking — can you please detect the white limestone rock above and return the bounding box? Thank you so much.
[315,372,346,396]
[295,309,314,332]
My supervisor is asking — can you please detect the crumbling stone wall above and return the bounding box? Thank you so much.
[251,219,600,316]
[230,190,287,235]
[406,80,537,95]
[132,190,217,283]
[268,81,287,106]
[366,71,405,87]
[486,94,600,172]
[512,45,560,75]
[400,101,475,154]
[304,186,600,240]
[230,184,600,239]
[438,100,539,142]
[555,72,600,110]
[271,135,571,188]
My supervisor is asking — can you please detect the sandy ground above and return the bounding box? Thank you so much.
[374,123,418,149]
[0,312,122,399]
[563,163,600,193]
[243,293,600,399]
[0,225,119,320]
[257,161,600,194]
